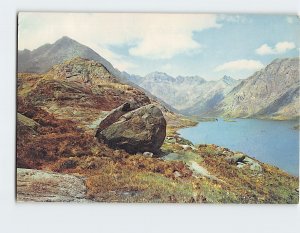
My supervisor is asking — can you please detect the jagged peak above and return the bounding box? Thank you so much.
[146,71,172,76]
[55,36,76,43]
[222,75,234,81]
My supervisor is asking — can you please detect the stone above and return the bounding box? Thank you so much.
[17,113,40,135]
[237,162,246,168]
[162,153,182,161]
[96,104,166,154]
[17,168,88,202]
[250,163,263,172]
[165,136,176,144]
[143,152,154,157]
[242,156,263,172]
[225,153,246,164]
[181,145,191,150]
[173,171,182,178]
[17,113,40,129]
[60,159,78,169]
[243,157,255,164]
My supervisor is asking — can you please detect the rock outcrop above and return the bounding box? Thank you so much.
[17,113,40,135]
[17,168,88,202]
[96,103,166,154]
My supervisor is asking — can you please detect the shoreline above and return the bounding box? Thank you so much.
[174,116,299,178]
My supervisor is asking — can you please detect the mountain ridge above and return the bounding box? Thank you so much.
[125,71,240,115]
[213,57,300,120]
[18,36,299,120]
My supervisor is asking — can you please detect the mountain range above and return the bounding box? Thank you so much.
[18,36,299,120]
[125,72,240,115]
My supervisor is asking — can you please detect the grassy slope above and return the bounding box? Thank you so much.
[16,61,299,203]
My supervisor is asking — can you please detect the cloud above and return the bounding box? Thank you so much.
[255,41,296,55]
[128,33,202,59]
[215,59,264,72]
[95,46,137,71]
[18,12,221,62]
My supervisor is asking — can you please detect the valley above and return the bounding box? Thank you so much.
[16,36,299,203]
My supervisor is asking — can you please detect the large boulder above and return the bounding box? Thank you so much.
[96,103,166,153]
[95,101,140,137]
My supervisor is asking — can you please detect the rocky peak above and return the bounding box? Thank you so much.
[45,57,118,85]
[175,75,206,84]
[145,71,175,82]
[221,75,236,85]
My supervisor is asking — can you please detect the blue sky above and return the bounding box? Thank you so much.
[18,13,299,80]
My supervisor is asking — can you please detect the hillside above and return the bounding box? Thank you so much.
[17,57,298,203]
[213,58,300,120]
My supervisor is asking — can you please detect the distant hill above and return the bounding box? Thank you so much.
[126,72,240,115]
[212,58,299,120]
[18,36,118,75]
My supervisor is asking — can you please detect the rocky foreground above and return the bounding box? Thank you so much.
[17,57,299,203]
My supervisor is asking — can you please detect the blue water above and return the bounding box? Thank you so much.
[178,119,299,176]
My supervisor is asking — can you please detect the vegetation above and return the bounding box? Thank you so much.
[16,58,299,203]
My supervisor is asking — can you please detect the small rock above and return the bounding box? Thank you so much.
[165,136,176,143]
[143,152,153,158]
[173,171,182,178]
[60,159,78,169]
[250,163,263,172]
[237,162,246,168]
[162,153,182,161]
[225,153,246,164]
[243,157,255,164]
[181,145,191,150]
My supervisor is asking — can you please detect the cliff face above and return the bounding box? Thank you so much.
[214,58,299,120]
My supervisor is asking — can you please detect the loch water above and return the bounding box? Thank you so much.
[178,118,299,176]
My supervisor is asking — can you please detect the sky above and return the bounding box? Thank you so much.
[18,13,300,80]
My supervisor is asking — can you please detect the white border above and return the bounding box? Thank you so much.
[1,1,299,233]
